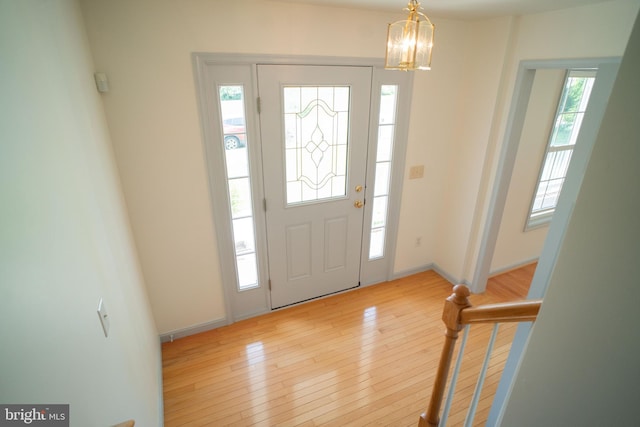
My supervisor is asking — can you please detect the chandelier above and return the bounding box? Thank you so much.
[385,0,435,71]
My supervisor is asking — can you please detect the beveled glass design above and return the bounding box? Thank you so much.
[284,86,350,205]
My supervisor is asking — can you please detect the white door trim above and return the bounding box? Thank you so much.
[470,57,623,295]
[480,57,621,426]
[192,53,413,323]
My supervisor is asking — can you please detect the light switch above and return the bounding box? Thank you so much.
[97,298,110,337]
[409,165,424,179]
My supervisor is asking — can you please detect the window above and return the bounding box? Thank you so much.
[369,85,398,259]
[282,86,350,205]
[219,85,259,290]
[526,70,596,229]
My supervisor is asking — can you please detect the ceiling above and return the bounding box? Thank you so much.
[272,0,617,20]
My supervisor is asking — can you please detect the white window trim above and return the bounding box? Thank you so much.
[525,69,597,231]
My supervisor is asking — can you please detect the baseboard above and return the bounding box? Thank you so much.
[391,263,434,280]
[159,317,228,343]
[489,257,539,277]
[429,263,459,286]
[391,263,473,289]
[158,260,499,344]
[426,259,536,294]
[233,308,270,322]
[431,263,474,287]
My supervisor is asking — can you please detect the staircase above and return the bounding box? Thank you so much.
[419,285,542,426]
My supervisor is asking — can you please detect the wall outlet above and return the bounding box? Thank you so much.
[94,72,110,93]
[409,165,424,179]
[97,298,110,338]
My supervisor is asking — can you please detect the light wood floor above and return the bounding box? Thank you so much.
[162,264,535,426]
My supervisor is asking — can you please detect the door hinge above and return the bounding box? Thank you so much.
[268,278,272,290]
[257,96,261,114]
[263,198,267,212]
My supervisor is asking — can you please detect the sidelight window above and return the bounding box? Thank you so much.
[369,85,398,260]
[219,85,259,290]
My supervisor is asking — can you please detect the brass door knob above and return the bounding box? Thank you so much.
[355,185,363,193]
[354,200,364,208]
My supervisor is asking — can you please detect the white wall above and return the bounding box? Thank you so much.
[79,0,486,333]
[491,69,564,272]
[78,0,639,336]
[395,17,512,275]
[465,0,640,284]
[431,16,514,282]
[500,10,640,424]
[0,1,162,425]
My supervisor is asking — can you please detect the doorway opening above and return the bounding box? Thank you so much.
[480,57,621,426]
[471,58,622,298]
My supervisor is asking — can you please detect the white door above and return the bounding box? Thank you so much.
[258,65,372,308]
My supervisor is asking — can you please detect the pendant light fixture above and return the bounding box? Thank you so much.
[385,0,435,71]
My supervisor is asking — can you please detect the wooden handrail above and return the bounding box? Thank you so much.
[419,285,542,427]
[461,299,541,324]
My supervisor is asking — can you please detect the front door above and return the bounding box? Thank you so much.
[258,65,372,308]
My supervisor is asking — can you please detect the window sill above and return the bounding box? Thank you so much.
[525,212,553,231]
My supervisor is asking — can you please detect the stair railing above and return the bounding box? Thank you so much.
[419,285,542,427]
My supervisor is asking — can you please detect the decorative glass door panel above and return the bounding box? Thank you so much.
[284,86,350,205]
[258,65,372,308]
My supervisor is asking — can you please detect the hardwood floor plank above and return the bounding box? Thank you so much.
[163,266,534,426]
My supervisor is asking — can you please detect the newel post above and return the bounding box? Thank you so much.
[419,285,472,427]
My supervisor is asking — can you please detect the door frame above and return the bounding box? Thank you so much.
[477,57,621,426]
[470,57,622,296]
[192,53,413,324]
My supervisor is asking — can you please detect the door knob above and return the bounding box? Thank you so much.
[354,200,364,208]
[355,185,363,193]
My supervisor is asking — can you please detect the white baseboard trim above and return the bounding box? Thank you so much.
[159,317,228,343]
[159,260,506,343]
[489,257,539,277]
[430,264,459,286]
[233,308,270,322]
[391,263,434,280]
[429,263,473,288]
[391,263,473,290]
